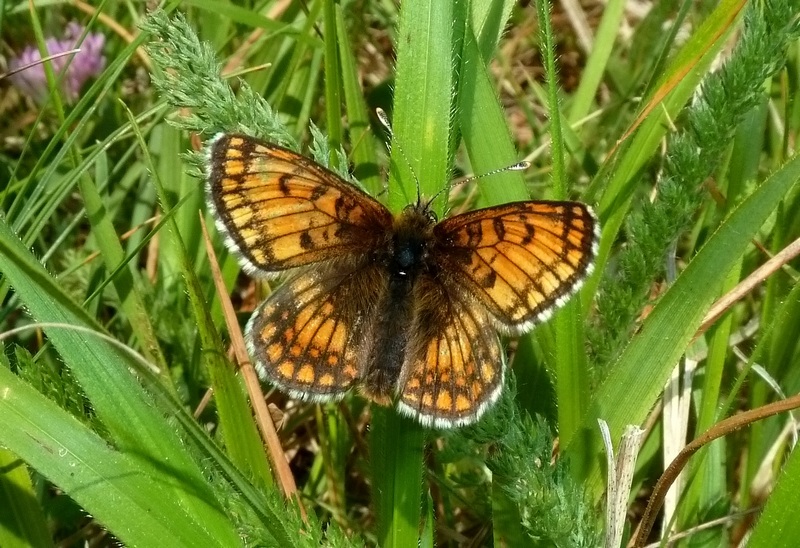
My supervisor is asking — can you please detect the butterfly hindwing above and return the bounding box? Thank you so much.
[397,276,504,428]
[246,261,386,400]
[207,134,393,276]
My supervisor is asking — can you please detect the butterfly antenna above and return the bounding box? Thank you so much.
[423,159,531,210]
[376,108,423,205]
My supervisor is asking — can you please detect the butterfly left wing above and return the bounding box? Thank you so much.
[206,133,393,276]
[433,201,598,332]
[396,276,504,428]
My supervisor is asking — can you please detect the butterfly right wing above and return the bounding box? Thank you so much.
[396,200,597,427]
[207,133,393,276]
[246,261,387,399]
[433,201,598,332]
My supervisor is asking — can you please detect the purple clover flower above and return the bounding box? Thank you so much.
[8,22,106,104]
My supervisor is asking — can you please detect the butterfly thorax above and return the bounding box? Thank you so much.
[362,203,439,402]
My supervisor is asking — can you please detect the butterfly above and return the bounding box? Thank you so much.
[206,133,598,428]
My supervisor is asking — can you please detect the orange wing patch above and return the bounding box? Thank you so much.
[246,263,385,400]
[434,201,597,331]
[207,134,393,276]
[397,279,503,428]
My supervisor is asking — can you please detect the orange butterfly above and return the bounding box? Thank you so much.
[206,133,598,428]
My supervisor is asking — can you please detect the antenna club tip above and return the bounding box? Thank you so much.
[512,161,531,171]
[376,108,391,129]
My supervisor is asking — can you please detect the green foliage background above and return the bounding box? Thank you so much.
[1,0,799,547]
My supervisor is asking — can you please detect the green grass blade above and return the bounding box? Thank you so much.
[458,4,529,207]
[534,0,591,447]
[0,448,51,548]
[567,0,626,124]
[387,0,454,211]
[585,0,747,298]
[370,0,455,545]
[336,3,383,195]
[181,0,320,45]
[0,363,237,547]
[747,443,800,546]
[370,408,427,548]
[0,221,240,545]
[567,152,800,496]
[128,116,274,490]
[323,0,344,160]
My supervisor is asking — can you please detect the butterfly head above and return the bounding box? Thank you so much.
[404,198,438,225]
[396,201,438,243]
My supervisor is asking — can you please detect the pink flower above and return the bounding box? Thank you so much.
[8,22,106,104]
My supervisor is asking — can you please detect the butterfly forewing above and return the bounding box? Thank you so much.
[434,201,597,332]
[207,134,393,275]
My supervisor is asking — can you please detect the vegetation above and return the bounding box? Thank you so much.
[1,0,799,546]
